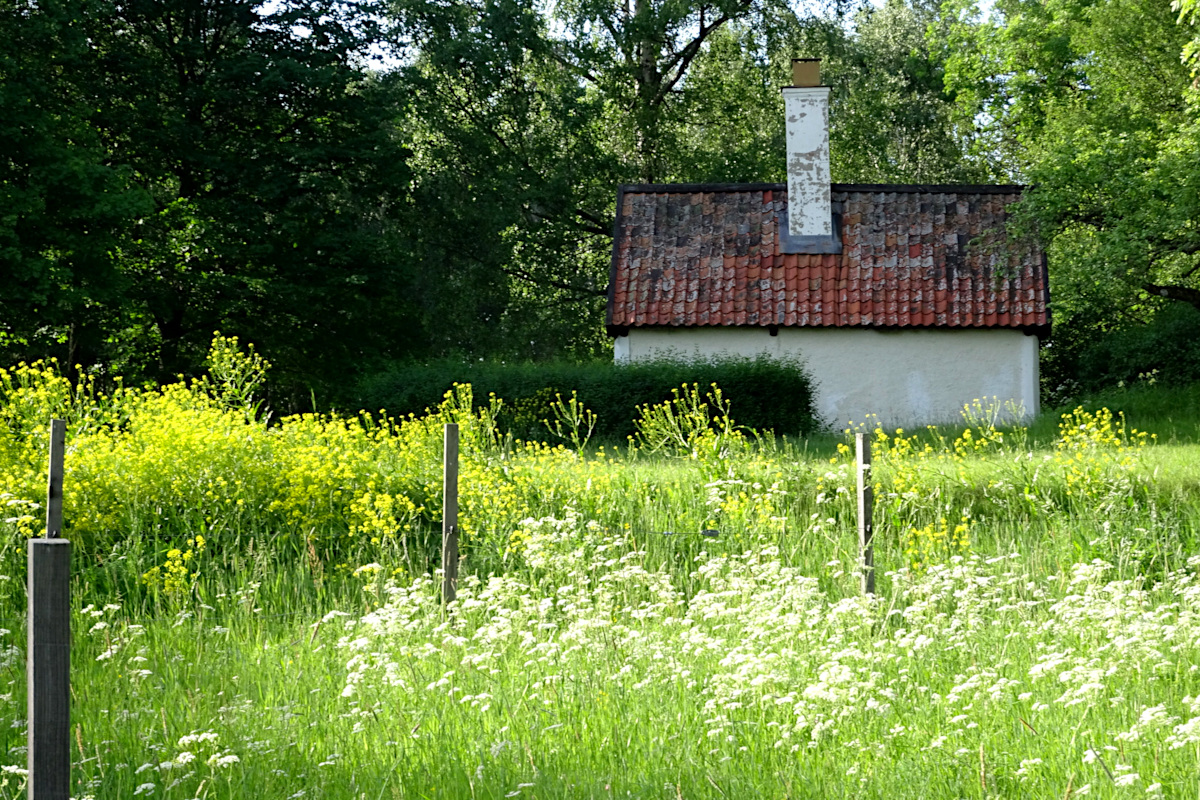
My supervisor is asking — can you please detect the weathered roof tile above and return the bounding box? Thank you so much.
[608,183,1048,332]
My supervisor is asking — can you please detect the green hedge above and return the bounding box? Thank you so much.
[347,355,817,442]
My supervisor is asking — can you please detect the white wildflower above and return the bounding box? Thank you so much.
[177,732,218,748]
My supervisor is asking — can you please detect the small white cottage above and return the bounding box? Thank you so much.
[605,59,1049,429]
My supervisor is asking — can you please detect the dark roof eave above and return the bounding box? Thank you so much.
[618,182,1027,195]
[604,185,627,329]
[607,322,1049,337]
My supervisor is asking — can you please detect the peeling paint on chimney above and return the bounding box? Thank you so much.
[782,85,832,238]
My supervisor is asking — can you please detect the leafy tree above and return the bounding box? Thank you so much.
[85,0,426,391]
[0,0,427,399]
[2,0,1012,385]
[945,0,1200,392]
[385,0,794,360]
[666,22,789,183]
[388,0,617,359]
[386,0,987,361]
[1174,0,1200,71]
[546,0,787,184]
[683,0,991,186]
[830,0,993,183]
[0,0,148,363]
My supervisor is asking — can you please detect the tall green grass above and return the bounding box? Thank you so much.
[0,340,1199,798]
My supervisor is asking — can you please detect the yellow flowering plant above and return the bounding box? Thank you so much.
[633,382,745,463]
[0,329,1170,622]
[902,514,972,573]
[143,535,207,596]
[1049,406,1153,512]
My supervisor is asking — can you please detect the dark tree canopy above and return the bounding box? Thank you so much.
[5,0,1196,402]
[3,0,425,399]
[80,0,425,389]
[0,0,148,357]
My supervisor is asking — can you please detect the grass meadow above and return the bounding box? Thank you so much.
[1,338,1199,799]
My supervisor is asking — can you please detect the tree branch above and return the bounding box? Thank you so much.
[547,42,603,85]
[1144,282,1200,309]
[652,9,740,107]
[430,79,616,241]
[572,209,613,237]
[500,264,608,297]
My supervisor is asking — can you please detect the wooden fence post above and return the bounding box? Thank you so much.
[856,432,875,596]
[29,418,70,799]
[441,423,459,606]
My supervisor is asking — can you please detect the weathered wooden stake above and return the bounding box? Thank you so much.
[44,420,64,538]
[29,419,70,799]
[856,432,875,596]
[441,423,459,605]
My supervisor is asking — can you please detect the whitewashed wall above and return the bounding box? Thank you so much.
[613,327,1040,430]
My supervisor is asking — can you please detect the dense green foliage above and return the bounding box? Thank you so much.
[4,0,1200,400]
[350,354,817,441]
[945,0,1200,394]
[0,0,147,359]
[0,0,1024,399]
[1,0,426,399]
[1060,305,1200,399]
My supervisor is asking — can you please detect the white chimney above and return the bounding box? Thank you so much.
[782,59,832,239]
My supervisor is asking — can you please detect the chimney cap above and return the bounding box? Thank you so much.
[791,58,822,88]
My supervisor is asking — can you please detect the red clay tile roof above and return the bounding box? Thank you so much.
[606,183,1049,333]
